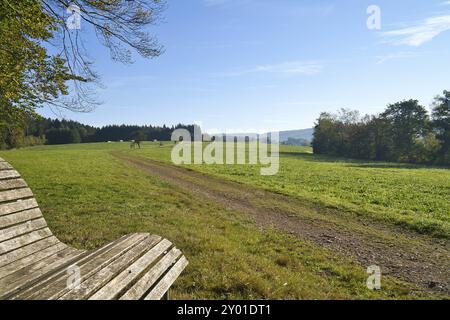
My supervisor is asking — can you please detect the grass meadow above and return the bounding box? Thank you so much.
[134,142,450,239]
[1,142,448,299]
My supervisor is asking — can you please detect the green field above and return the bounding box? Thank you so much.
[1,142,448,299]
[133,143,450,239]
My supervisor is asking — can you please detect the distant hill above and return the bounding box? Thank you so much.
[278,128,314,142]
[207,128,314,144]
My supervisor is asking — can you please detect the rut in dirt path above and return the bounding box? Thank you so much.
[112,152,450,295]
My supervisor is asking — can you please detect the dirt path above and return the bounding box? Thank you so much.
[112,152,449,295]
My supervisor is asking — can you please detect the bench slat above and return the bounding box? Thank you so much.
[0,218,47,242]
[121,247,182,300]
[145,256,188,300]
[0,228,52,255]
[16,234,148,300]
[0,248,85,298]
[0,163,13,170]
[0,179,28,191]
[0,247,76,286]
[0,170,21,180]
[0,188,34,203]
[0,236,60,268]
[60,235,162,300]
[89,239,172,300]
[0,199,39,217]
[0,243,67,279]
[47,234,153,300]
[0,209,44,231]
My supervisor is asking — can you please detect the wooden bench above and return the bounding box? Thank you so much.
[0,157,188,300]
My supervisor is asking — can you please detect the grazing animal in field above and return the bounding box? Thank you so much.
[130,140,141,149]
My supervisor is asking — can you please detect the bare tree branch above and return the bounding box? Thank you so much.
[39,0,165,112]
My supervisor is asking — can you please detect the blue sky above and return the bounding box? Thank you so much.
[41,0,450,132]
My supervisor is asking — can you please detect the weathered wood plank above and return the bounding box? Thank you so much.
[0,228,52,255]
[0,208,43,230]
[0,236,60,268]
[15,234,148,300]
[0,247,85,298]
[89,239,172,300]
[10,235,130,300]
[0,179,28,191]
[42,234,151,300]
[0,163,13,170]
[0,218,47,242]
[144,256,188,300]
[120,247,182,300]
[0,170,21,180]
[0,188,33,203]
[59,235,161,300]
[0,199,38,217]
[1,247,75,286]
[0,242,67,279]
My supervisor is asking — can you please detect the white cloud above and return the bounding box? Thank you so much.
[215,61,324,77]
[375,51,419,64]
[383,15,450,46]
[255,61,323,75]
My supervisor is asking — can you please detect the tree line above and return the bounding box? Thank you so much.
[0,117,196,149]
[312,91,450,165]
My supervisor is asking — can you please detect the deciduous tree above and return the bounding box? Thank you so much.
[432,90,450,163]
[0,0,165,148]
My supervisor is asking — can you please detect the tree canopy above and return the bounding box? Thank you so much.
[431,90,450,163]
[312,94,449,165]
[0,0,165,142]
